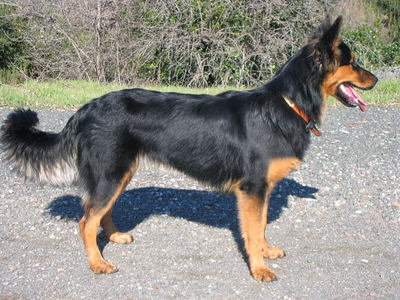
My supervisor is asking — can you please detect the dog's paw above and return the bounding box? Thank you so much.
[109,232,134,244]
[90,259,118,274]
[262,246,285,259]
[252,267,277,282]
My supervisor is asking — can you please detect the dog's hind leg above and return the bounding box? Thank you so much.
[79,205,118,274]
[100,209,133,244]
[100,161,138,245]
[79,162,137,274]
[234,186,277,282]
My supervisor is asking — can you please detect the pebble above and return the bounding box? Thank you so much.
[392,202,400,209]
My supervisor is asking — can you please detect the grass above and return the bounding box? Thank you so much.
[0,79,398,109]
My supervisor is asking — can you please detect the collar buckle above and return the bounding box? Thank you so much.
[306,120,322,136]
[282,96,322,137]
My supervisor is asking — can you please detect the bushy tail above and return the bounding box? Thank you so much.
[1,109,78,185]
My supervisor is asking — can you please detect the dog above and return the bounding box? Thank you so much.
[1,16,377,282]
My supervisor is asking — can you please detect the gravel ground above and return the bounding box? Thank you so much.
[373,66,400,80]
[0,105,399,300]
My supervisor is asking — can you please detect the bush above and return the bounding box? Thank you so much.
[7,0,400,87]
[0,5,30,83]
[11,0,338,87]
[130,0,333,86]
[343,26,400,69]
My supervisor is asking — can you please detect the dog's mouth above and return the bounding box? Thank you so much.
[335,83,367,112]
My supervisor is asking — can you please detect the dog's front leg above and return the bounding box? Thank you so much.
[234,187,277,282]
[261,182,285,259]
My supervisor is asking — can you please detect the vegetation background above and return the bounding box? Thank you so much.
[0,0,399,107]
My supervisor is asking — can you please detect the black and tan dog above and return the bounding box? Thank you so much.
[1,16,377,281]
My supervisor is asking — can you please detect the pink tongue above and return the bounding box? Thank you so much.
[342,83,367,112]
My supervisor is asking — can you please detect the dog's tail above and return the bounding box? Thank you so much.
[1,109,78,185]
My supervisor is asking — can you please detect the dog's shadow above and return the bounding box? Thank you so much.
[47,178,318,259]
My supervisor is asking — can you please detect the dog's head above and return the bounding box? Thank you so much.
[309,16,378,111]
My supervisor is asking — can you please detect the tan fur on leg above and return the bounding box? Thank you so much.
[79,163,137,274]
[101,210,133,244]
[261,158,302,260]
[234,186,277,282]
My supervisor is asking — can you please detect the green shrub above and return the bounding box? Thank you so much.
[5,0,399,87]
[342,22,400,69]
[0,5,30,83]
[133,0,327,86]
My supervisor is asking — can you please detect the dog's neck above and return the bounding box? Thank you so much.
[282,96,322,137]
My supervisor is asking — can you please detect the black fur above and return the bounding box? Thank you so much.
[1,109,77,184]
[3,84,310,202]
[1,17,359,203]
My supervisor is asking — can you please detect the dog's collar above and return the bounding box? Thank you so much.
[282,96,322,137]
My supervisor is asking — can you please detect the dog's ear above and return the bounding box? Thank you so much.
[322,16,342,45]
[312,15,342,44]
[309,15,343,71]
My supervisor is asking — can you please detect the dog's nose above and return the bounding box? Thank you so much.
[373,75,378,85]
